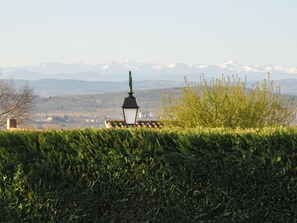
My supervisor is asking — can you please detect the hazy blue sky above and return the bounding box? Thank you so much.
[1,0,297,67]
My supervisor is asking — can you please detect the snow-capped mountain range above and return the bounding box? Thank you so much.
[2,60,297,96]
[2,60,297,82]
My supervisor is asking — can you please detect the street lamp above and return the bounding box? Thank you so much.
[122,71,139,125]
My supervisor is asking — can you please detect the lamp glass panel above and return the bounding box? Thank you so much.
[123,108,137,124]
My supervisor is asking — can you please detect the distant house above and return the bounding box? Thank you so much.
[47,115,69,123]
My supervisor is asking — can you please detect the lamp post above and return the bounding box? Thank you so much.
[122,71,139,126]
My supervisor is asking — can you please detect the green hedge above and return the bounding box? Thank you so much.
[0,128,296,222]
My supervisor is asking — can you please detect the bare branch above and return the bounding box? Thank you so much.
[0,79,35,129]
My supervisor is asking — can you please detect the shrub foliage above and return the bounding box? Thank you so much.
[0,128,296,222]
[161,76,295,128]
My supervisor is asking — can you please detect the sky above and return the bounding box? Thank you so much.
[0,0,297,67]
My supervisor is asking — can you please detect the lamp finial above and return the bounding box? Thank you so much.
[129,71,132,93]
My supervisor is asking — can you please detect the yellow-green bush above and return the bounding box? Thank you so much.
[161,76,295,128]
[0,128,296,222]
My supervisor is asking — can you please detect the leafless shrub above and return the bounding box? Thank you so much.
[0,79,35,129]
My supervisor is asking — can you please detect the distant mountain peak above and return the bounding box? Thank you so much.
[219,60,259,72]
[101,64,109,70]
[167,63,177,68]
[2,60,297,82]
[222,60,236,65]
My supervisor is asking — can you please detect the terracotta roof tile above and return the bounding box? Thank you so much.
[105,120,164,128]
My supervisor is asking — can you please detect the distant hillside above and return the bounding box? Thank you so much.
[274,79,297,95]
[33,87,182,114]
[9,78,297,97]
[30,88,182,129]
[13,79,183,97]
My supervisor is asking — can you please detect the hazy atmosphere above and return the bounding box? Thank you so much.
[1,1,297,222]
[1,0,297,67]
